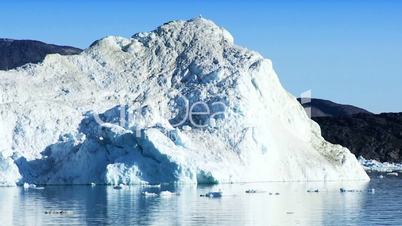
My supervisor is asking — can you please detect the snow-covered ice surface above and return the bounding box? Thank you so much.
[0,18,369,186]
[359,156,402,173]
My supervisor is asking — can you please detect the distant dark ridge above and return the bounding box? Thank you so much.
[0,39,82,70]
[297,98,372,118]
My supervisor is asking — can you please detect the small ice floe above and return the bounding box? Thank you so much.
[44,210,73,215]
[113,184,125,190]
[200,191,222,198]
[142,191,158,197]
[23,183,35,189]
[245,189,266,194]
[33,186,45,190]
[359,157,402,172]
[378,175,384,179]
[23,183,43,190]
[387,172,399,176]
[90,182,96,187]
[368,188,375,194]
[142,184,161,188]
[160,191,176,198]
[307,189,319,193]
[340,188,362,193]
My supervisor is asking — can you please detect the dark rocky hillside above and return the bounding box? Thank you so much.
[297,98,402,163]
[297,98,372,117]
[313,113,402,163]
[0,38,82,70]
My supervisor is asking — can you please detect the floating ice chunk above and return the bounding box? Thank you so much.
[33,186,45,190]
[23,183,37,189]
[160,191,176,197]
[359,156,402,172]
[44,210,73,215]
[113,184,125,190]
[142,191,158,197]
[200,191,222,198]
[142,184,161,188]
[340,188,362,193]
[245,189,266,194]
[23,183,30,189]
[386,172,398,176]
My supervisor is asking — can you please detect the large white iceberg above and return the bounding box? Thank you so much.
[0,18,369,185]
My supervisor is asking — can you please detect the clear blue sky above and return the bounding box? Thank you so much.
[1,0,401,113]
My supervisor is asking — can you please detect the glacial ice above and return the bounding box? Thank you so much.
[0,18,369,186]
[359,156,402,173]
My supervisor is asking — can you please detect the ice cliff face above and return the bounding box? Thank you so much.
[0,18,369,185]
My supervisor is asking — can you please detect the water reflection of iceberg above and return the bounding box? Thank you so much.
[173,181,369,226]
[0,188,17,226]
[0,181,370,225]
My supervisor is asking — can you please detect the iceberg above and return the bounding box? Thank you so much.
[0,18,369,185]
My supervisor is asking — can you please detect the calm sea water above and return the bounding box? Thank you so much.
[1,175,401,226]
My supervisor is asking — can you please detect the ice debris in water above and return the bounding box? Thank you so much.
[113,184,125,190]
[340,188,362,193]
[160,191,176,197]
[142,191,158,197]
[200,191,222,198]
[44,210,73,215]
[23,183,37,189]
[245,189,266,194]
[386,172,398,176]
[359,156,402,173]
[23,183,45,190]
